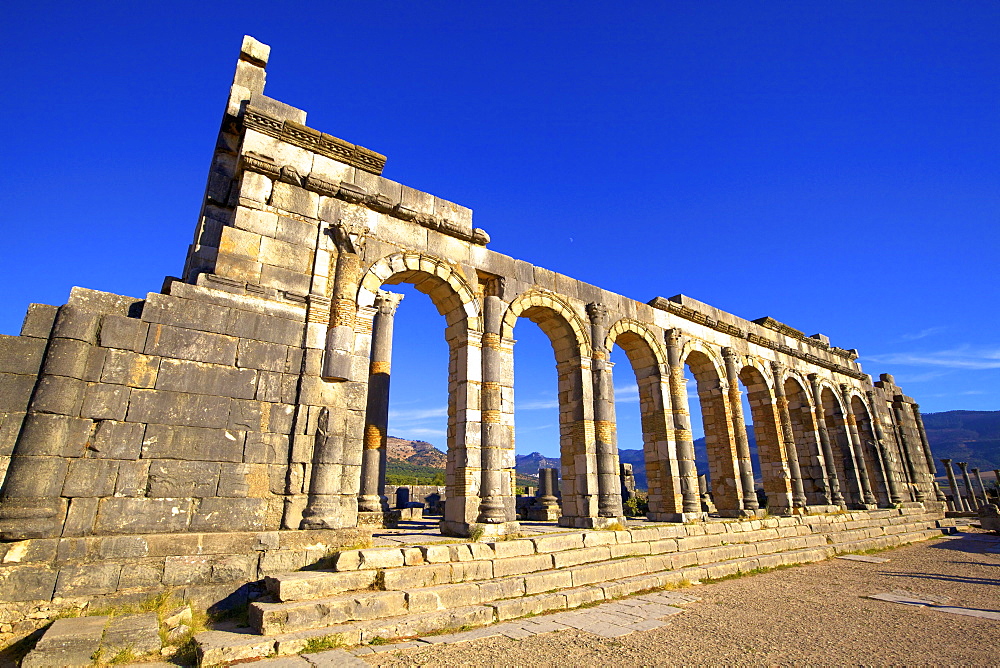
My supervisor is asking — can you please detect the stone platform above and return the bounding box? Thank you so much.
[192,507,951,666]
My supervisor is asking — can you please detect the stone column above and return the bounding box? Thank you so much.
[912,404,947,503]
[300,407,345,528]
[722,349,758,512]
[529,468,561,521]
[866,391,903,505]
[665,330,701,514]
[940,459,965,511]
[956,462,979,510]
[840,385,876,506]
[771,363,807,509]
[478,293,509,525]
[303,217,368,528]
[972,468,990,510]
[587,304,624,520]
[357,291,403,516]
[893,403,925,502]
[994,470,1000,503]
[808,374,844,505]
[321,218,366,382]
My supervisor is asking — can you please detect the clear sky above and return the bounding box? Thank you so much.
[2,2,997,458]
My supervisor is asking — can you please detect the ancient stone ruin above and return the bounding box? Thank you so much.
[0,37,950,651]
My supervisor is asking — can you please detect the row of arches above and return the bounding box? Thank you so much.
[343,252,931,535]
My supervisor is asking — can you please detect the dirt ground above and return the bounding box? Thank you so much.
[365,529,1000,667]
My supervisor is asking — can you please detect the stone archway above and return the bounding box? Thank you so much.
[680,342,742,516]
[501,291,604,527]
[738,360,794,512]
[605,319,678,519]
[356,252,484,534]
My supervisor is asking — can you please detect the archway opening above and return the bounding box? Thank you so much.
[784,377,826,505]
[820,386,856,506]
[684,350,741,516]
[379,281,450,515]
[512,319,563,523]
[851,396,889,507]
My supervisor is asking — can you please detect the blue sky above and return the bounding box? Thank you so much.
[2,2,997,458]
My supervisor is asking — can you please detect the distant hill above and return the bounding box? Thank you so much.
[922,410,1000,472]
[389,408,1000,493]
[514,452,560,480]
[386,436,447,468]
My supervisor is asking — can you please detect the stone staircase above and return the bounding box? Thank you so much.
[194,508,952,665]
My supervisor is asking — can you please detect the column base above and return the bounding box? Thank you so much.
[527,505,561,521]
[356,510,400,529]
[439,519,521,539]
[804,504,843,515]
[738,509,769,519]
[558,516,626,529]
[647,511,707,523]
[847,503,878,510]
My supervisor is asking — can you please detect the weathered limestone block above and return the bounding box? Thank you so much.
[98,315,147,351]
[116,559,165,589]
[380,563,452,590]
[114,460,151,497]
[148,460,220,497]
[100,349,159,388]
[0,336,46,376]
[190,498,269,532]
[523,569,574,595]
[30,375,85,416]
[144,324,238,366]
[93,498,193,534]
[89,420,144,460]
[54,562,122,598]
[127,389,233,429]
[0,564,58,602]
[62,459,119,498]
[449,559,492,582]
[20,616,108,668]
[491,553,552,578]
[80,383,130,420]
[155,358,257,399]
[102,612,162,656]
[531,533,585,553]
[265,570,377,602]
[486,540,534,559]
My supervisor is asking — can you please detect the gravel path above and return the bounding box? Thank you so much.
[363,530,1000,667]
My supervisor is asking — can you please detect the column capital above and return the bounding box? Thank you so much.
[332,209,370,254]
[374,290,404,316]
[940,458,952,465]
[586,302,609,326]
[971,467,980,474]
[957,461,969,469]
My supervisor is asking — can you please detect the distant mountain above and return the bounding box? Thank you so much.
[386,436,447,468]
[389,410,1000,493]
[922,410,1000,472]
[514,452,560,480]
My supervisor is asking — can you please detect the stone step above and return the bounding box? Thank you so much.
[198,527,942,666]
[262,514,942,606]
[323,510,941,577]
[20,612,163,668]
[264,569,379,601]
[248,523,941,635]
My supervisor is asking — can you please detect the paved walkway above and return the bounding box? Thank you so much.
[350,527,1000,666]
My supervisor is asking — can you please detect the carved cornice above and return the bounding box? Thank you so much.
[240,154,491,247]
[244,106,386,175]
[648,296,866,380]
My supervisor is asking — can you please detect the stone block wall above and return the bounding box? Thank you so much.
[0,35,944,544]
